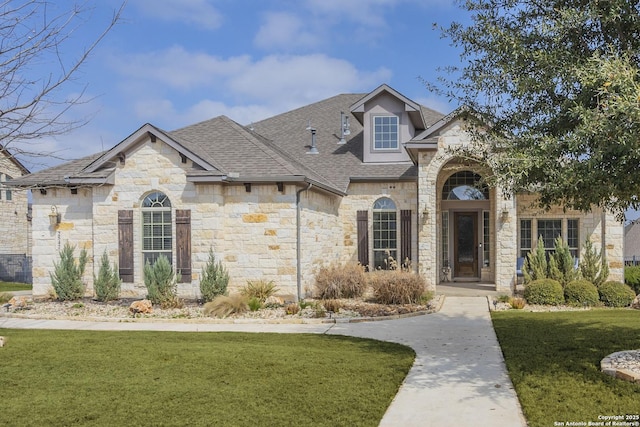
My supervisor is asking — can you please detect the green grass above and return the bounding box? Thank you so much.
[0,330,414,426]
[0,281,31,292]
[492,310,640,427]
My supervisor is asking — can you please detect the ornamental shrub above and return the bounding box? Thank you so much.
[368,270,425,304]
[93,250,121,302]
[203,294,248,318]
[564,280,599,307]
[199,248,229,302]
[143,255,180,308]
[50,243,88,301]
[240,279,279,303]
[549,237,578,286]
[314,263,367,299]
[624,265,640,295]
[523,279,564,305]
[579,238,609,287]
[598,281,636,307]
[523,238,548,284]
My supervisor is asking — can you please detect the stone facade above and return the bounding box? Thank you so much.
[21,85,626,299]
[0,150,30,256]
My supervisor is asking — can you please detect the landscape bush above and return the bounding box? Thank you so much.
[522,238,548,284]
[563,279,599,306]
[240,279,279,303]
[314,262,367,299]
[624,265,640,295]
[579,238,609,287]
[285,302,300,315]
[368,270,425,304]
[199,248,229,302]
[93,250,121,302]
[598,281,636,307]
[322,299,342,313]
[50,243,88,301]
[549,237,578,286]
[508,297,526,309]
[143,255,181,308]
[247,297,262,312]
[203,294,248,318]
[523,279,564,305]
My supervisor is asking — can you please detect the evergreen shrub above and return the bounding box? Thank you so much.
[598,281,635,307]
[93,250,121,302]
[523,279,564,305]
[143,255,180,308]
[50,243,88,301]
[624,265,640,295]
[199,248,229,302]
[564,280,599,306]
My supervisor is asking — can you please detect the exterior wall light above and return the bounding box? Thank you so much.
[49,205,61,226]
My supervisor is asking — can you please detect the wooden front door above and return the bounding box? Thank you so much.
[454,212,478,278]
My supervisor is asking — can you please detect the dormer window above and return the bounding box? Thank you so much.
[373,116,399,150]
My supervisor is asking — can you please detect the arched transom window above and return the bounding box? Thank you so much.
[142,191,172,265]
[442,171,489,200]
[373,197,397,269]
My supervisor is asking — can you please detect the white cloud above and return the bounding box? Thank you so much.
[109,48,391,124]
[228,54,391,107]
[254,12,321,51]
[132,0,223,30]
[110,47,251,90]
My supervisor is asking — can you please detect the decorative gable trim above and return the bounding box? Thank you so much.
[82,123,220,175]
[349,84,427,130]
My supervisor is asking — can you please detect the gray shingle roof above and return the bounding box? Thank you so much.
[625,221,640,259]
[9,89,445,193]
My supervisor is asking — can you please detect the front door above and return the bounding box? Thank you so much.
[454,212,478,278]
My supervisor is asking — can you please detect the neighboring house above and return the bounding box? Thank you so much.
[9,84,625,299]
[0,145,31,282]
[625,220,640,265]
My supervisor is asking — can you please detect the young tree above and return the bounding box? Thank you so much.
[0,1,123,162]
[434,0,640,219]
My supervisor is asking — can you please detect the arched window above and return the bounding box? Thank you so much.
[442,171,488,200]
[373,197,397,269]
[142,191,172,265]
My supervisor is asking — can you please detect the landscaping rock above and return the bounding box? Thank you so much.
[8,296,30,309]
[129,300,153,315]
[632,294,640,310]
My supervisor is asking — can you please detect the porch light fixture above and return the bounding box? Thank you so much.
[422,209,429,222]
[49,205,61,226]
[501,208,509,221]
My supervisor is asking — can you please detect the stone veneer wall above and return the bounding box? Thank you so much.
[0,153,30,255]
[516,194,624,282]
[339,181,418,271]
[29,138,348,299]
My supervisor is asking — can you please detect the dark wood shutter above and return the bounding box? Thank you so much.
[357,210,369,268]
[176,209,191,283]
[118,210,134,282]
[400,210,412,266]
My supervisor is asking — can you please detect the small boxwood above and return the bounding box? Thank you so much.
[624,265,640,295]
[598,281,636,307]
[564,280,599,307]
[524,279,564,306]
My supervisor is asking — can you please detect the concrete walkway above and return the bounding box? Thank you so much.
[0,296,527,427]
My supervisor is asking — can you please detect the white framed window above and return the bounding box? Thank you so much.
[373,197,397,269]
[373,116,399,150]
[567,219,579,258]
[483,211,490,267]
[519,219,532,258]
[537,219,562,254]
[4,175,12,201]
[141,191,172,266]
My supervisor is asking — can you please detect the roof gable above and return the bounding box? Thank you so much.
[0,144,30,175]
[350,84,428,130]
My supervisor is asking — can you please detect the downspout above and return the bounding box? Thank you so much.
[296,182,312,302]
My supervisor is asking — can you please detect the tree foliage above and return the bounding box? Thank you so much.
[436,0,640,218]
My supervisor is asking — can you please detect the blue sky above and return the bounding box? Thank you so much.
[23,0,465,169]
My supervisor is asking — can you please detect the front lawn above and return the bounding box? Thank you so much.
[492,310,640,427]
[0,330,414,426]
[0,281,31,292]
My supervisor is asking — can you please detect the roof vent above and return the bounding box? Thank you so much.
[338,111,350,144]
[306,120,318,154]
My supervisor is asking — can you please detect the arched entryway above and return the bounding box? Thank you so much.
[439,170,492,282]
